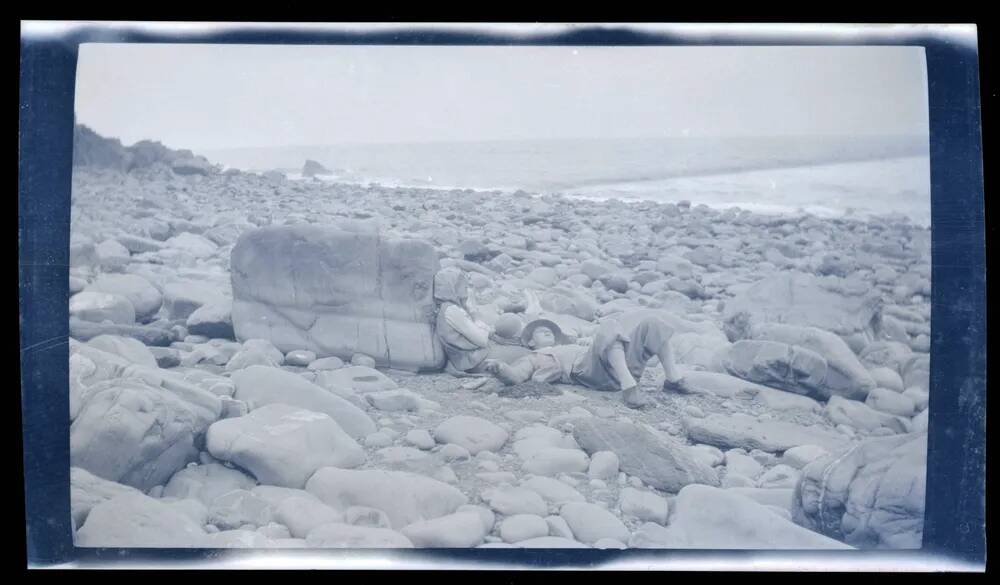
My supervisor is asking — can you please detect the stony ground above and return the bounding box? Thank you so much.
[66,162,931,550]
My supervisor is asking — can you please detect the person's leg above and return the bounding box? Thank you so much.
[624,316,686,391]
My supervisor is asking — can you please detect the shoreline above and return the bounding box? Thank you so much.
[271,153,930,228]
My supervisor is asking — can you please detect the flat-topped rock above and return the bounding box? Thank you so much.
[683,413,851,454]
[230,225,446,371]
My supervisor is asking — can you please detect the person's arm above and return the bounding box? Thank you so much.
[444,305,492,348]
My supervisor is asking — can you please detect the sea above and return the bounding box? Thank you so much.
[202,135,931,226]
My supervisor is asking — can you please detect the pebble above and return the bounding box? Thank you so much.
[500,514,550,543]
[284,349,316,367]
[439,443,472,462]
[545,515,574,539]
[406,429,436,450]
[364,432,393,449]
[587,451,620,480]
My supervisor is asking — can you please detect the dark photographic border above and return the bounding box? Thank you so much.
[19,22,986,570]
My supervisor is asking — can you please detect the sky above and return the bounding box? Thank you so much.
[75,43,929,151]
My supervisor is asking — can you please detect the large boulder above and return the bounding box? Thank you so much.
[231,225,446,371]
[70,378,220,491]
[794,432,927,549]
[230,365,375,439]
[747,323,877,400]
[305,467,468,529]
[75,492,209,547]
[572,419,719,492]
[723,271,881,343]
[206,404,366,488]
[721,340,829,399]
[630,484,852,549]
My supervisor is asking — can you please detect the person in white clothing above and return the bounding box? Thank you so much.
[483,311,692,409]
[433,267,531,375]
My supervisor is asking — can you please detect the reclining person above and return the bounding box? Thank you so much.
[433,267,532,375]
[482,312,691,409]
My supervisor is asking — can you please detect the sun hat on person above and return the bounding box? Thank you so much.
[520,318,571,347]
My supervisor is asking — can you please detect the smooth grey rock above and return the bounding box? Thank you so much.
[723,271,881,341]
[748,323,877,400]
[306,467,468,530]
[653,484,852,549]
[70,291,136,325]
[683,413,850,454]
[825,396,909,434]
[76,492,208,547]
[433,415,509,455]
[84,273,162,321]
[573,418,719,492]
[231,365,375,439]
[163,281,227,321]
[162,463,257,505]
[559,502,630,544]
[206,404,365,488]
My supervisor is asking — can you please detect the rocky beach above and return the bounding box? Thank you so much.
[67,126,931,550]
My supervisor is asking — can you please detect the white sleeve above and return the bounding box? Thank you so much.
[444,305,492,348]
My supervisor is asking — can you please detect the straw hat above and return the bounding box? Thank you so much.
[520,318,571,347]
